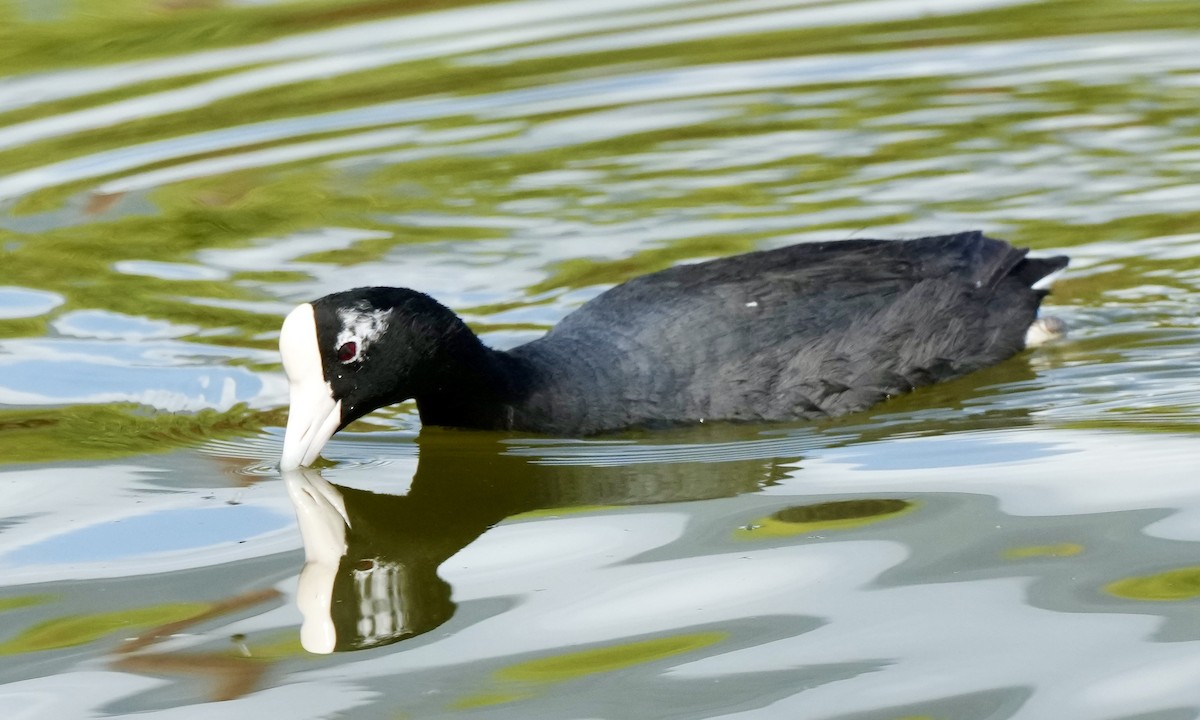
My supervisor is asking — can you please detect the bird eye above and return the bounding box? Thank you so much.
[337,341,358,363]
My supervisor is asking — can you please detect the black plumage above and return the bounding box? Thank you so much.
[304,232,1066,437]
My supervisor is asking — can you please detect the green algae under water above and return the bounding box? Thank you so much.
[2,1,1200,717]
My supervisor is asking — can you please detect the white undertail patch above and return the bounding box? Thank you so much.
[1025,316,1068,348]
[1032,267,1067,292]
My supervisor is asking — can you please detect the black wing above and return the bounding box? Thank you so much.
[511,232,1067,433]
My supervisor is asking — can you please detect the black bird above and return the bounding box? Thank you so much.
[279,232,1067,468]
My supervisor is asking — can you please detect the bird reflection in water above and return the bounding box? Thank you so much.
[285,466,454,653]
[283,428,797,653]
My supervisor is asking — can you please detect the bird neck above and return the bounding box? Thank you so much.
[411,324,527,431]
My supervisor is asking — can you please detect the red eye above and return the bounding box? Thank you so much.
[337,341,357,363]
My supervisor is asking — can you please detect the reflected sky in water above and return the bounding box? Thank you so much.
[1,0,1200,717]
[5,429,1200,717]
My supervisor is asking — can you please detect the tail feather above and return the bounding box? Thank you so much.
[943,231,1067,290]
[940,231,1034,289]
[1011,255,1069,287]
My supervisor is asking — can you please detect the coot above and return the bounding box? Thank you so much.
[279,232,1067,468]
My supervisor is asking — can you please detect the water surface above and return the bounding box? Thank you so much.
[2,1,1200,718]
